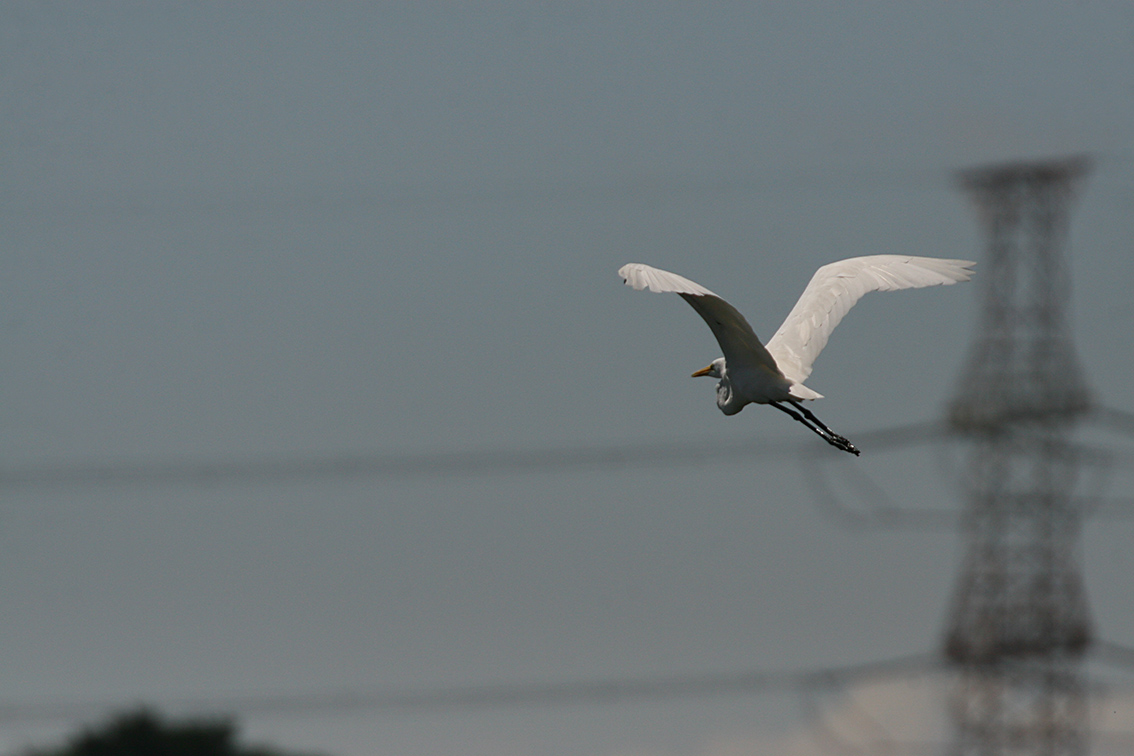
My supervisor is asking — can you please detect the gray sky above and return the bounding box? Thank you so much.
[2,3,1134,755]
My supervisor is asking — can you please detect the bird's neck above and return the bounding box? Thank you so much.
[714,365,746,416]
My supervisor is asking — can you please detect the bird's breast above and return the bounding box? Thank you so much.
[730,363,794,405]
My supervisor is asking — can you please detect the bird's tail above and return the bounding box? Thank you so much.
[789,383,823,401]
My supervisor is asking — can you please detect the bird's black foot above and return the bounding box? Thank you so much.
[825,433,860,456]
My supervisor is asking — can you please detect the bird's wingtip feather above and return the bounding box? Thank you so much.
[617,263,717,297]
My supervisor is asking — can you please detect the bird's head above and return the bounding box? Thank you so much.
[691,358,725,380]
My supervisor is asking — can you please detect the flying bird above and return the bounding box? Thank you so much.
[618,256,975,455]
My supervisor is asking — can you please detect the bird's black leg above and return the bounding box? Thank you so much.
[770,401,860,456]
[789,400,860,455]
[769,400,818,432]
[769,401,837,447]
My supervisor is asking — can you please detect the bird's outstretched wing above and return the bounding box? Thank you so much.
[764,255,975,384]
[618,263,781,376]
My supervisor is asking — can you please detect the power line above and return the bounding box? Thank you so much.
[4,647,1132,726]
[0,654,939,725]
[5,414,1130,495]
[0,438,799,490]
[0,166,960,222]
[799,404,1134,531]
[0,421,945,490]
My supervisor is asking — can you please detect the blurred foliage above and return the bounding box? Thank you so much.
[20,710,327,756]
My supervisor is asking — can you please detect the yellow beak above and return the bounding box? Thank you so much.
[691,365,714,377]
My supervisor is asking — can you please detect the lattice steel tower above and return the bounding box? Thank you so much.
[944,156,1094,756]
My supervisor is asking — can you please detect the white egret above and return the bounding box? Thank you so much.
[618,256,975,455]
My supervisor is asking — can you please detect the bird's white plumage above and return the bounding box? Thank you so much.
[618,262,782,380]
[618,263,717,297]
[618,255,974,405]
[764,255,975,384]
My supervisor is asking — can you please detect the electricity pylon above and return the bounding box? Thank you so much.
[943,156,1094,756]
